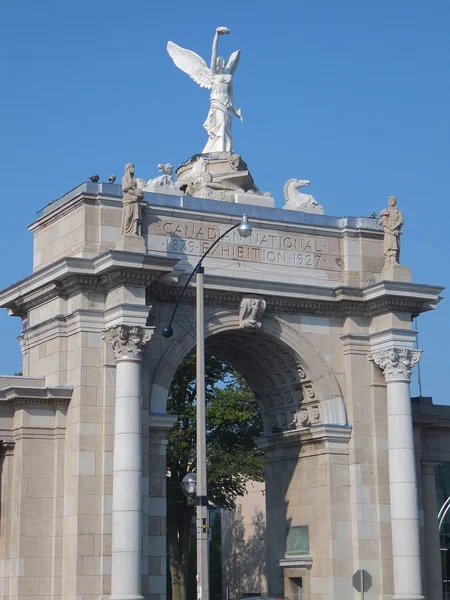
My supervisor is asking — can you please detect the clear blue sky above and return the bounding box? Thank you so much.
[0,1,449,400]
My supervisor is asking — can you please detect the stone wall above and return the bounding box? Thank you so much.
[0,184,443,599]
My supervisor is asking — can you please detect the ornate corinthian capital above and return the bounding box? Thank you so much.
[373,347,421,382]
[103,325,150,361]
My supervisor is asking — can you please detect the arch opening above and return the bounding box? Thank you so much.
[150,313,346,431]
[205,329,317,435]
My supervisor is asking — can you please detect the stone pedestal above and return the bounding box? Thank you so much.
[373,347,424,600]
[176,152,273,203]
[115,234,146,253]
[234,190,275,208]
[104,325,149,600]
[381,263,412,282]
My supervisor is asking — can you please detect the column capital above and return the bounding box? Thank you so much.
[0,440,15,456]
[422,461,440,474]
[373,347,421,382]
[103,325,150,362]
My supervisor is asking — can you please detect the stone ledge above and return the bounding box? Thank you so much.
[279,556,313,569]
[0,385,73,405]
[149,413,178,432]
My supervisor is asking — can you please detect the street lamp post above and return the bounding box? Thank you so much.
[162,215,252,600]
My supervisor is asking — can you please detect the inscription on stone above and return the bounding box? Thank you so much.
[147,218,341,271]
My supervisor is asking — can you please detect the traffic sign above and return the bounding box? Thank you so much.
[353,570,372,593]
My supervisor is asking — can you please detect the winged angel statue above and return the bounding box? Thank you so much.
[167,27,242,154]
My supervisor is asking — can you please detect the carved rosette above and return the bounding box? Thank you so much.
[103,325,150,361]
[373,347,421,382]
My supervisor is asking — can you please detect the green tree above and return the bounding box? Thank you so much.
[167,350,264,600]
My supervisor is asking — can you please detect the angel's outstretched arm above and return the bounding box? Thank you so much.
[210,27,230,73]
[210,30,219,74]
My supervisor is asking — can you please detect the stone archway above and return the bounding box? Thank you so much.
[149,311,348,597]
[150,311,346,430]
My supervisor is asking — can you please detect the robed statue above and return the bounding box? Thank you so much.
[167,27,242,154]
[121,163,144,236]
[378,196,404,265]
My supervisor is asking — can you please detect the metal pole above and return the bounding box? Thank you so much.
[196,265,209,600]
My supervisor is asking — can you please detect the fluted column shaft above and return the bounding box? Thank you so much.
[104,325,149,600]
[374,347,424,600]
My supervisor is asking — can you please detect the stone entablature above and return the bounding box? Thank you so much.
[30,183,387,287]
[149,279,441,319]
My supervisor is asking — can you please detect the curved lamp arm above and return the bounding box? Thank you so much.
[161,214,252,338]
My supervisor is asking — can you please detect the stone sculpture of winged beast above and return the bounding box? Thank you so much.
[167,27,242,154]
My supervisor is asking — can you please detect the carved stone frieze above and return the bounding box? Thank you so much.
[148,282,435,320]
[228,153,241,171]
[239,297,267,329]
[373,347,421,382]
[9,271,161,317]
[103,325,150,361]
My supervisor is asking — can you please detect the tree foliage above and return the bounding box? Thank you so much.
[166,350,264,600]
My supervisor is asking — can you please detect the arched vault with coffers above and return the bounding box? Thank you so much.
[149,311,347,433]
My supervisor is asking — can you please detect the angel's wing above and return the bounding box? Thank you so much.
[239,298,251,326]
[167,41,213,89]
[255,299,267,322]
[225,49,241,75]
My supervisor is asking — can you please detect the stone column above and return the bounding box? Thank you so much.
[104,325,149,600]
[373,347,424,600]
[422,462,443,600]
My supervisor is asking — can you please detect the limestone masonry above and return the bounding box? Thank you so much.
[0,176,447,600]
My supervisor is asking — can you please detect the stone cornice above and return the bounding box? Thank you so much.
[0,252,178,317]
[279,556,313,570]
[149,413,178,432]
[414,421,450,433]
[12,426,67,441]
[149,279,442,319]
[255,424,352,454]
[340,333,371,355]
[0,385,73,406]
[31,184,384,237]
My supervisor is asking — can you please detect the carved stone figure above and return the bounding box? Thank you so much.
[239,297,267,329]
[121,163,144,236]
[311,406,321,423]
[378,196,404,265]
[178,156,237,201]
[305,386,315,399]
[167,27,242,154]
[299,408,310,427]
[143,163,178,194]
[228,153,241,171]
[283,179,324,215]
